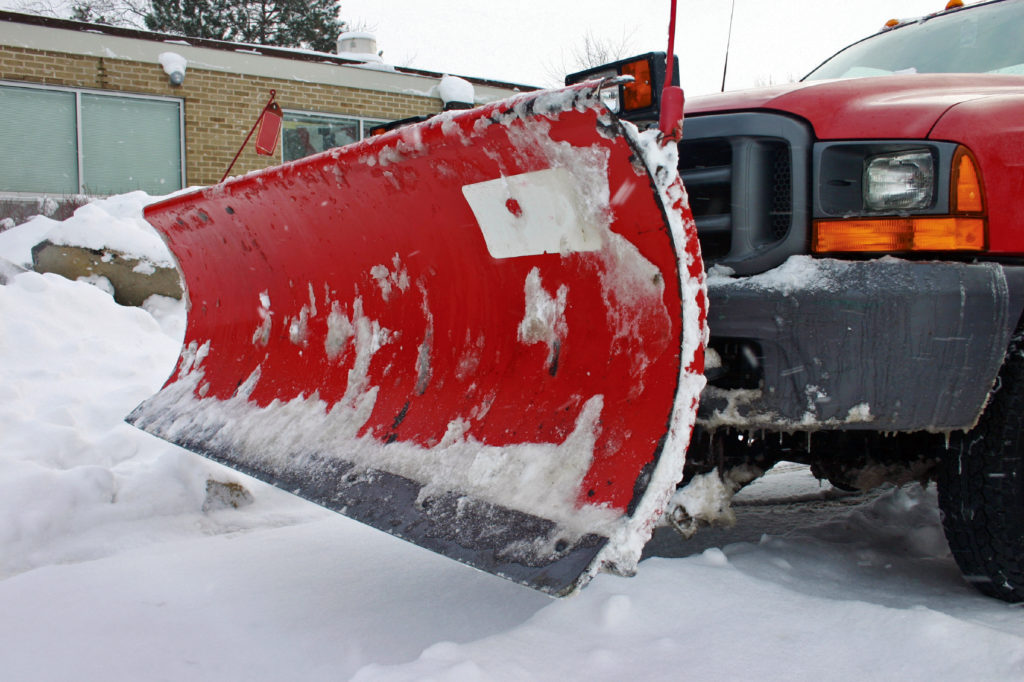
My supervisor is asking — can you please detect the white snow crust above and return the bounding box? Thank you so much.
[707,254,849,294]
[157,51,187,78]
[587,122,707,578]
[134,354,622,542]
[518,267,568,370]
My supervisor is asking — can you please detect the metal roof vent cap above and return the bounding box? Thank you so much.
[337,32,382,63]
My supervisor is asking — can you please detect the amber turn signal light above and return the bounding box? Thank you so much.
[813,217,985,253]
[952,146,984,214]
[622,59,653,111]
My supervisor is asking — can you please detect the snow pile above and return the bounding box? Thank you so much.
[0,217,55,267]
[157,51,187,84]
[0,267,197,576]
[0,191,174,268]
[0,195,316,579]
[438,74,475,106]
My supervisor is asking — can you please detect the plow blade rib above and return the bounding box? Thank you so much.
[129,83,706,596]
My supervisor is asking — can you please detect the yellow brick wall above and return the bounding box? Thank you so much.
[0,45,443,187]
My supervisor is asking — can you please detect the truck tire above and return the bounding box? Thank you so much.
[938,331,1024,602]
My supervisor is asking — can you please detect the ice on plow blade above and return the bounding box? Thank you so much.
[128,81,707,596]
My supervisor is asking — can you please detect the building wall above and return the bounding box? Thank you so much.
[0,45,444,186]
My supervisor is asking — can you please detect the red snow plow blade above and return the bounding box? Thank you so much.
[129,81,706,596]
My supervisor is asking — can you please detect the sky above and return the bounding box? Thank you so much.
[337,0,953,94]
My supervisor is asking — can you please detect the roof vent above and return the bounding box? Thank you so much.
[337,32,382,63]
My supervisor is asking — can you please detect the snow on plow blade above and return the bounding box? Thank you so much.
[129,82,706,596]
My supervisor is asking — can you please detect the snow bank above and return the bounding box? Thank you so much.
[0,192,174,268]
[0,267,192,575]
[0,193,317,578]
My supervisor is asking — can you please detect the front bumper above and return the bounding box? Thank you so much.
[699,257,1024,432]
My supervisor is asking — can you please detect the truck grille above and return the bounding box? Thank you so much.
[678,138,732,260]
[678,113,810,275]
[770,144,793,241]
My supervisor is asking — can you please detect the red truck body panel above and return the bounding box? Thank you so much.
[687,74,1024,254]
[930,94,1024,254]
[687,75,1024,139]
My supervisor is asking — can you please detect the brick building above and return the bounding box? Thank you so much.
[0,11,530,204]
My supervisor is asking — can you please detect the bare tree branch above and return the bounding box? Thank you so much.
[15,0,151,28]
[543,27,638,88]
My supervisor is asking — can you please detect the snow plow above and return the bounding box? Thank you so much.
[128,80,707,596]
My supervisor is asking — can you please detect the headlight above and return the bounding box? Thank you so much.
[814,141,986,254]
[863,150,934,211]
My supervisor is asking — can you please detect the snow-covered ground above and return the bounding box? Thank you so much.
[2,196,1024,681]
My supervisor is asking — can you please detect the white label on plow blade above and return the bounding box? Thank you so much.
[462,167,606,259]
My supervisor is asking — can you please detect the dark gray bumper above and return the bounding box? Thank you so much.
[699,257,1024,432]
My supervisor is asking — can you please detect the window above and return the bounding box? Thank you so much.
[282,110,387,162]
[81,94,183,196]
[0,87,78,194]
[804,1,1024,81]
[0,83,184,196]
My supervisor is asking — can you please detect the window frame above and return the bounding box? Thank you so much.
[280,108,388,163]
[0,80,186,198]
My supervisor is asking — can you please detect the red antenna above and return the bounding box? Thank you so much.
[665,0,678,86]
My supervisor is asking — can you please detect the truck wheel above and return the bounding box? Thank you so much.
[938,331,1024,602]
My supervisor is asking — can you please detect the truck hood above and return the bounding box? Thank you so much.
[686,74,1024,140]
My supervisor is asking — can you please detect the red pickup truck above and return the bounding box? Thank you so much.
[570,0,1024,601]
